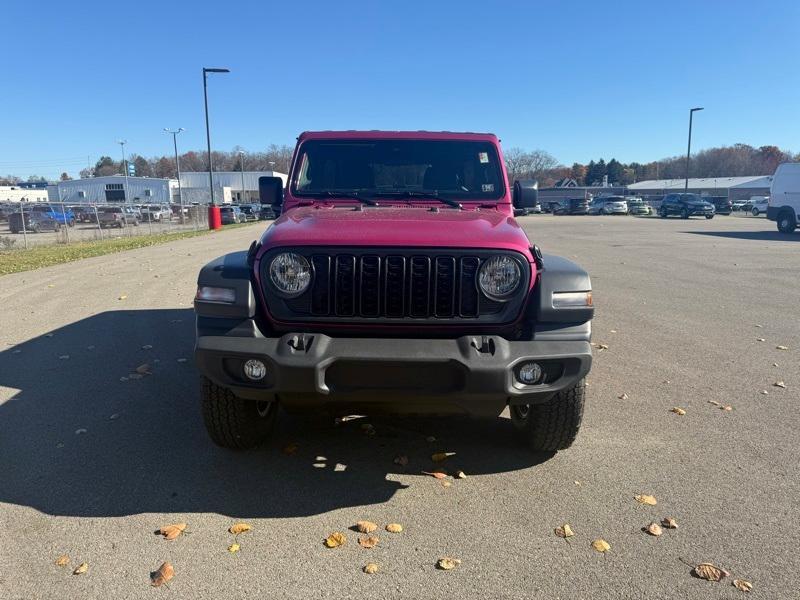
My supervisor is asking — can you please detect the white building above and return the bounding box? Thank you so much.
[0,186,49,203]
[627,176,772,201]
[178,171,288,204]
[49,176,176,204]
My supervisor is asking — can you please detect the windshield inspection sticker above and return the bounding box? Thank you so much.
[482,183,495,192]
[478,152,489,163]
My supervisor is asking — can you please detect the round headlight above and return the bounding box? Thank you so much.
[269,252,311,296]
[478,255,521,300]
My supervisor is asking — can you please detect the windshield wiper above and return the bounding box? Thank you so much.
[300,191,379,206]
[381,191,462,209]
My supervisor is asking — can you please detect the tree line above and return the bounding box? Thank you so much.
[2,142,796,187]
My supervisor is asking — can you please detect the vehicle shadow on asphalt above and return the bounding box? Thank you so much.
[0,309,549,518]
[684,230,800,241]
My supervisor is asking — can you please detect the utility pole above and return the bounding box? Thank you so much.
[118,140,129,204]
[239,150,246,203]
[685,107,704,193]
[202,67,230,229]
[164,128,185,223]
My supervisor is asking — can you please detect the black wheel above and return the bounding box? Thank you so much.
[778,211,797,233]
[509,379,586,451]
[751,208,759,217]
[68,219,75,227]
[201,376,278,450]
[705,214,714,219]
[659,208,667,218]
[599,208,606,215]
[681,208,690,219]
[30,224,39,233]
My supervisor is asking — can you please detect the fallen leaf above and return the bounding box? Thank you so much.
[141,344,153,350]
[441,480,452,488]
[645,522,663,536]
[135,363,151,375]
[356,521,378,534]
[59,355,70,360]
[73,562,88,575]
[591,539,611,553]
[455,470,467,479]
[555,524,575,538]
[596,343,609,350]
[635,494,657,506]
[422,471,447,479]
[282,443,299,455]
[694,562,729,582]
[393,455,409,467]
[75,428,87,435]
[425,436,437,443]
[150,561,174,587]
[756,338,765,342]
[228,543,240,553]
[760,390,769,395]
[618,393,629,400]
[358,535,379,549]
[774,381,786,388]
[324,532,346,548]
[754,324,762,328]
[437,557,461,570]
[772,362,779,367]
[118,295,127,300]
[109,413,119,420]
[228,523,252,535]
[610,329,617,333]
[431,452,455,462]
[661,517,678,529]
[671,407,686,416]
[363,563,379,574]
[55,555,69,567]
[708,400,721,406]
[733,579,753,592]
[385,523,403,533]
[157,523,187,540]
[776,345,789,351]
[721,405,733,411]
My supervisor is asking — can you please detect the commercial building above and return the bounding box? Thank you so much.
[178,171,287,204]
[0,186,49,203]
[49,176,175,204]
[626,176,772,201]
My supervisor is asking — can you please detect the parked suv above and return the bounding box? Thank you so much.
[194,131,594,453]
[98,206,139,228]
[220,205,244,224]
[658,193,715,219]
[748,197,769,217]
[140,205,171,221]
[8,207,62,233]
[626,197,651,215]
[702,196,732,215]
[588,196,628,215]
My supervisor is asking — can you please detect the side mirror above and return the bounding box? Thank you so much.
[259,176,284,211]
[513,179,538,209]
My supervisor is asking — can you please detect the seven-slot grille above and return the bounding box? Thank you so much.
[304,253,485,319]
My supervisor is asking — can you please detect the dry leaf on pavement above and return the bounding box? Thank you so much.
[135,364,151,375]
[693,562,729,582]
[228,523,252,535]
[385,523,403,533]
[228,543,240,553]
[358,535,379,549]
[422,470,447,479]
[324,532,346,548]
[618,393,629,400]
[437,557,461,570]
[356,521,378,534]
[776,345,789,350]
[363,563,379,574]
[671,407,687,416]
[157,523,187,540]
[733,579,753,592]
[555,524,575,538]
[635,494,658,506]
[661,517,678,529]
[455,470,467,479]
[721,405,733,411]
[774,381,786,388]
[591,539,611,553]
[645,522,663,536]
[55,555,69,567]
[73,562,88,575]
[150,562,174,587]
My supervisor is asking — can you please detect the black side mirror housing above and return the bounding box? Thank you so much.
[513,179,538,209]
[259,176,284,212]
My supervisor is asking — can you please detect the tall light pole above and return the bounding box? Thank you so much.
[202,67,229,229]
[164,128,185,223]
[684,107,704,193]
[238,150,246,203]
[118,139,129,204]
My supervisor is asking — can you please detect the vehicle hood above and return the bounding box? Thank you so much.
[259,205,533,256]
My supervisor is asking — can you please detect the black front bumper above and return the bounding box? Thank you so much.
[196,331,592,416]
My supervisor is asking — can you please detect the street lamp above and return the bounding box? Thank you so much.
[164,128,185,223]
[202,67,230,229]
[238,150,246,203]
[684,107,704,193]
[118,139,129,203]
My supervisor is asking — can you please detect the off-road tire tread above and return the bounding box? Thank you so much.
[201,376,275,450]
[527,379,586,451]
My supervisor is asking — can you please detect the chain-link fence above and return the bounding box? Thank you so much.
[0,202,217,250]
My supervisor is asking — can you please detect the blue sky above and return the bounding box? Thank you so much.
[2,0,799,179]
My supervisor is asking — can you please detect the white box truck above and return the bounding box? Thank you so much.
[768,163,800,233]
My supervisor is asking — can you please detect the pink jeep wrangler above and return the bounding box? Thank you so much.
[194,131,593,451]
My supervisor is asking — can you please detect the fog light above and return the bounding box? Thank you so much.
[517,362,542,385]
[243,359,267,381]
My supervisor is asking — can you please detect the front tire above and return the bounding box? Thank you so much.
[705,214,714,219]
[659,207,667,218]
[778,211,797,233]
[201,377,278,450]
[510,379,586,451]
[681,208,690,219]
[751,208,759,217]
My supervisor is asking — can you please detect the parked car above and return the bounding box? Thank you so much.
[259,204,277,220]
[25,204,76,227]
[220,205,243,224]
[140,205,171,221]
[98,206,139,228]
[194,130,594,453]
[626,197,651,215]
[702,196,732,215]
[8,208,62,233]
[587,196,628,215]
[73,206,98,223]
[554,198,589,215]
[748,197,770,216]
[767,162,799,233]
[0,204,15,222]
[658,193,715,219]
[731,199,747,212]
[238,204,260,222]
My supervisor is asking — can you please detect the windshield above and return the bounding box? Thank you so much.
[292,139,504,200]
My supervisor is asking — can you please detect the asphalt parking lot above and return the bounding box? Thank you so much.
[1,215,798,599]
